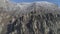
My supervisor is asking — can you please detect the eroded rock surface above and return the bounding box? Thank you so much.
[1,12,60,34]
[0,0,60,34]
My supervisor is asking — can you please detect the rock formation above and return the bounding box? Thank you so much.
[0,0,60,34]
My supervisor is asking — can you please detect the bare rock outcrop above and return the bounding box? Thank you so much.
[0,0,60,34]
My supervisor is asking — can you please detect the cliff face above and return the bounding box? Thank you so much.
[1,12,60,34]
[0,0,60,34]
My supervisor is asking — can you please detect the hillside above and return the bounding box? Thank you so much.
[0,0,60,34]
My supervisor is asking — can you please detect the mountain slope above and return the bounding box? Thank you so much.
[0,0,60,34]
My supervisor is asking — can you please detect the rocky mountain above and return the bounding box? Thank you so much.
[0,0,60,34]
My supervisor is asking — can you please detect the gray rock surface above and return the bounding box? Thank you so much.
[0,0,60,34]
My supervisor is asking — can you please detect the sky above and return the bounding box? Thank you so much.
[10,0,60,6]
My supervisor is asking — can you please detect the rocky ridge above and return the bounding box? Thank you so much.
[0,0,60,34]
